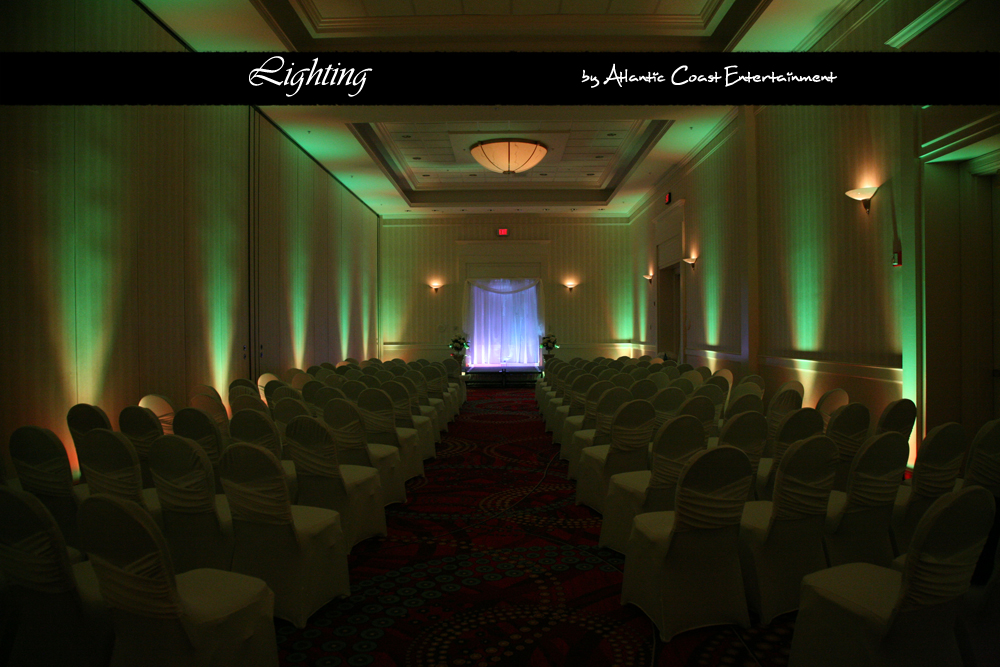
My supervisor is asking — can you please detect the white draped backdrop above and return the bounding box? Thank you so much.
[463,279,545,366]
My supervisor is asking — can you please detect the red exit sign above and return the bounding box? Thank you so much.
[497,228,508,236]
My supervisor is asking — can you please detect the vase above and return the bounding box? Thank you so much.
[451,353,465,367]
[543,353,554,362]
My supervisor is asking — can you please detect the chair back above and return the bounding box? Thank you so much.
[609,372,634,388]
[911,422,967,499]
[694,383,725,416]
[725,392,763,420]
[229,408,283,460]
[875,398,918,441]
[229,393,269,415]
[395,375,425,415]
[648,372,670,390]
[66,403,112,451]
[674,446,752,531]
[605,400,656,478]
[719,411,768,487]
[815,388,849,429]
[770,435,838,527]
[678,395,717,438]
[965,419,1000,495]
[740,374,765,390]
[629,378,658,401]
[272,397,311,442]
[358,375,381,388]
[188,393,231,448]
[172,407,225,469]
[219,444,293,526]
[662,365,681,380]
[728,381,763,407]
[592,387,633,444]
[842,432,908,513]
[229,378,256,392]
[766,386,803,445]
[9,426,81,546]
[705,374,730,396]
[315,386,347,410]
[380,380,417,427]
[711,368,734,388]
[139,395,177,435]
[77,429,147,508]
[341,380,367,403]
[356,388,400,447]
[300,380,325,407]
[272,385,305,405]
[119,405,164,487]
[578,380,614,429]
[897,487,996,613]
[0,485,76,594]
[646,415,706,511]
[285,416,348,508]
[597,368,617,381]
[262,378,287,406]
[651,387,687,429]
[773,407,824,463]
[289,372,312,390]
[375,369,395,385]
[680,370,704,387]
[669,377,694,395]
[323,398,374,467]
[565,374,598,415]
[826,402,872,489]
[677,363,694,373]
[629,366,650,380]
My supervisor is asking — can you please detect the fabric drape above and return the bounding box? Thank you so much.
[463,279,544,366]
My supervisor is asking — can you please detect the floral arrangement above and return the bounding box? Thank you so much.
[450,333,470,354]
[540,334,559,352]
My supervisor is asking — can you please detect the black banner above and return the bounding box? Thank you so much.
[3,51,998,105]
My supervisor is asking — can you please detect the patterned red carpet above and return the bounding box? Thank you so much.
[276,388,794,667]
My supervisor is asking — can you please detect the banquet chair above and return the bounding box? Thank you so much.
[380,380,436,460]
[282,368,305,383]
[739,434,838,625]
[788,486,996,667]
[765,381,805,450]
[560,380,613,461]
[324,398,407,506]
[566,386,632,480]
[607,359,626,371]
[77,428,161,523]
[189,392,232,449]
[892,422,967,556]
[300,380,325,408]
[552,373,597,446]
[545,367,582,429]
[420,366,457,424]
[661,365,681,381]
[599,415,706,553]
[629,378,658,401]
[694,366,712,380]
[284,415,386,550]
[219,443,350,628]
[576,399,657,514]
[669,377,694,395]
[190,384,223,404]
[597,368,617,382]
[717,410,768,499]
[621,446,753,641]
[823,431,908,568]
[230,391,269,416]
[66,402,113,457]
[314,387,347,409]
[119,405,164,488]
[79,493,278,666]
[229,408,297,501]
[710,367,734,388]
[677,394,718,439]
[357,388,423,480]
[148,434,233,572]
[725,381,763,415]
[396,374,442,444]
[680,370,704,387]
[341,379,367,403]
[229,378,257,393]
[140,394,178,435]
[289,372,313,391]
[358,375,381,388]
[814,388,849,430]
[647,372,670,391]
[676,363,694,373]
[325,371,348,386]
[0,486,112,667]
[739,374,765,391]
[272,385,306,407]
[628,366,650,381]
[431,361,461,410]
[172,406,227,489]
[756,407,824,501]
[260,378,286,406]
[874,398,918,441]
[826,402,872,491]
[693,382,725,424]
[374,369,395,385]
[705,374,730,405]
[441,357,466,404]
[8,426,88,549]
[387,364,407,377]
[608,372,634,389]
[271,396,311,446]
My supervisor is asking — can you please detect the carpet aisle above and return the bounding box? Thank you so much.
[275,388,794,667]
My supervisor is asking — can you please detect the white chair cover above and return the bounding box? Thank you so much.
[78,428,161,522]
[599,415,705,553]
[79,494,278,666]
[718,410,768,499]
[0,487,112,667]
[190,392,233,448]
[285,415,386,550]
[739,434,838,625]
[560,380,613,460]
[119,405,164,489]
[650,386,686,431]
[219,444,350,628]
[875,398,918,441]
[824,432,908,568]
[229,409,298,502]
[149,435,234,573]
[815,388,849,430]
[396,374,442,445]
[757,407,825,501]
[892,422,967,555]
[552,374,597,445]
[621,446,752,641]
[140,394,177,436]
[826,402,872,491]
[576,400,657,514]
[404,370,446,434]
[789,487,995,667]
[765,384,803,451]
[9,426,89,548]
[66,402,113,459]
[678,394,718,439]
[381,380,436,460]
[566,387,632,480]
[324,399,406,506]
[357,388,424,480]
[964,419,1000,496]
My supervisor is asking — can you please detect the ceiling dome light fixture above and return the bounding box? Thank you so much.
[470,139,548,174]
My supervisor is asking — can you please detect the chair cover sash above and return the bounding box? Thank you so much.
[902,538,989,611]
[359,407,395,435]
[151,468,214,513]
[0,531,74,593]
[81,463,143,504]
[89,551,182,619]
[967,448,1000,494]
[194,434,221,464]
[284,439,340,479]
[329,419,368,453]
[15,459,73,497]
[914,459,963,498]
[773,471,836,521]
[676,477,749,531]
[595,411,615,438]
[222,478,293,526]
[829,427,868,461]
[847,469,902,511]
[127,430,161,460]
[648,454,689,489]
[611,418,655,452]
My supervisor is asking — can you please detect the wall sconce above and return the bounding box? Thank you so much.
[845,186,879,214]
[430,282,441,293]
[564,282,576,293]
[683,257,697,271]
[643,273,654,284]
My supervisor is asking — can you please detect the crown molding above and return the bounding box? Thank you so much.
[793,0,865,51]
[884,0,967,49]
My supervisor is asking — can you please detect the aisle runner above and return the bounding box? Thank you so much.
[276,388,793,666]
